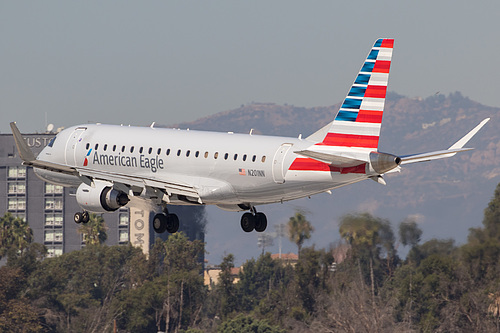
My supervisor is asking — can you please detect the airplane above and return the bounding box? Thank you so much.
[10,38,489,234]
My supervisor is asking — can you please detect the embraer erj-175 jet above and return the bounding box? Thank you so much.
[10,38,489,234]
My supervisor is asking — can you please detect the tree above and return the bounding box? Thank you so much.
[217,314,285,333]
[0,213,33,259]
[339,213,397,299]
[78,213,107,246]
[399,218,422,248]
[287,211,314,257]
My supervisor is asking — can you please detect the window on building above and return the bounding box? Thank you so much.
[119,230,129,243]
[45,198,63,210]
[45,214,63,226]
[45,230,63,242]
[119,214,129,226]
[8,166,26,179]
[8,182,26,194]
[8,198,26,211]
[46,246,63,258]
[45,183,63,194]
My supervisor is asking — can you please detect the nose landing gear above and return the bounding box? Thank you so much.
[74,211,90,224]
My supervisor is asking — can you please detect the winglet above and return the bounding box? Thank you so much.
[10,122,35,162]
[449,118,490,150]
[400,118,490,165]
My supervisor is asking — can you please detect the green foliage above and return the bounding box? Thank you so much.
[0,212,33,259]
[399,218,422,248]
[217,314,285,333]
[77,213,107,246]
[287,211,314,256]
[5,183,500,332]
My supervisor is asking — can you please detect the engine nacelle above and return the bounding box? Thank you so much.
[368,151,401,174]
[76,181,129,213]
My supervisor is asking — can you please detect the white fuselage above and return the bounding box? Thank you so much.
[35,124,372,210]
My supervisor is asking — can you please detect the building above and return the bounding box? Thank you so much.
[0,130,205,257]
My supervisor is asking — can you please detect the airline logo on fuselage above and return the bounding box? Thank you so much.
[86,150,164,173]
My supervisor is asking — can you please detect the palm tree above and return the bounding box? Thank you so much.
[0,212,33,259]
[287,211,314,257]
[78,213,108,246]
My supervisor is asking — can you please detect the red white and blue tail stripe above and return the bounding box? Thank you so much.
[318,38,394,150]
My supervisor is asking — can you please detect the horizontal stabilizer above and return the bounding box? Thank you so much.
[294,149,366,167]
[400,118,489,165]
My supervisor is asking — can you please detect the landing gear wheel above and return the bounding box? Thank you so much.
[74,212,83,224]
[82,211,90,223]
[166,214,180,233]
[241,213,255,232]
[153,213,168,234]
[254,213,267,232]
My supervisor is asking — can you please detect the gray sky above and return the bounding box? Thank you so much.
[1,1,499,134]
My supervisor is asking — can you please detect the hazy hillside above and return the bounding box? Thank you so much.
[164,92,499,261]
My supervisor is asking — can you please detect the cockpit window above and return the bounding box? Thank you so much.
[48,137,56,147]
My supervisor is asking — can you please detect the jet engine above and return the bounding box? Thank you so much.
[368,151,401,174]
[76,181,129,213]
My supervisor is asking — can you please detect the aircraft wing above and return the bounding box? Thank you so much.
[10,122,201,202]
[400,118,490,165]
[75,167,201,201]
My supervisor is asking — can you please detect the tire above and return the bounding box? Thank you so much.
[153,213,168,233]
[166,214,180,233]
[240,213,255,232]
[74,212,83,224]
[254,213,267,232]
[82,211,90,223]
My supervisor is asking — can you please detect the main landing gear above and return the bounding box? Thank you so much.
[240,208,267,233]
[153,207,180,234]
[74,211,90,224]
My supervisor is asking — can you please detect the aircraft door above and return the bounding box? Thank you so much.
[272,143,292,184]
[64,127,87,166]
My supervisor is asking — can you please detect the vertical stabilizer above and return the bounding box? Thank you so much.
[308,38,394,151]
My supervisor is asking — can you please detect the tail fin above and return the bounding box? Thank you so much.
[307,38,394,151]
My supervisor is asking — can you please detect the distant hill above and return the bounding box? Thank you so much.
[162,92,499,250]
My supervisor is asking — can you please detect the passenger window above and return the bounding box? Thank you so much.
[243,154,247,161]
[234,154,238,161]
[177,150,181,156]
[86,143,90,150]
[204,152,209,158]
[121,146,125,152]
[224,153,229,160]
[95,144,99,150]
[195,151,200,158]
[186,150,191,157]
[252,155,256,162]
[130,146,134,153]
[261,156,266,163]
[148,147,152,154]
[103,144,108,151]
[157,148,161,155]
[139,147,143,154]
[166,149,170,156]
[214,152,219,159]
